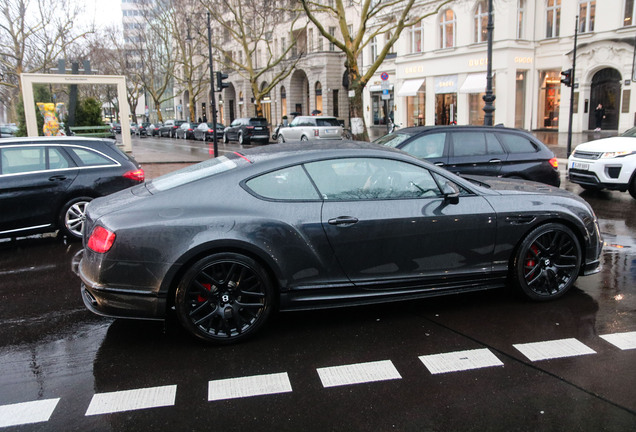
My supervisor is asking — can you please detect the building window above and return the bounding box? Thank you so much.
[370,36,378,62]
[624,0,635,26]
[546,0,561,38]
[385,31,395,55]
[410,23,422,53]
[329,27,336,51]
[315,82,323,114]
[517,0,526,39]
[474,1,489,43]
[308,28,314,52]
[439,9,456,49]
[333,89,339,117]
[579,1,596,33]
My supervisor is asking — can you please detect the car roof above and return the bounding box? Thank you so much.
[392,125,535,136]
[0,136,116,146]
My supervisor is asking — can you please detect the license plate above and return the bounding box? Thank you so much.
[254,127,263,130]
[571,161,589,170]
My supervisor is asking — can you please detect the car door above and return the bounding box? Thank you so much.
[304,157,497,288]
[0,145,78,235]
[447,130,507,177]
[285,117,303,141]
[398,131,449,167]
[228,119,241,140]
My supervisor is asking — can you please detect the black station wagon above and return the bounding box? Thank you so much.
[374,125,560,186]
[0,137,144,239]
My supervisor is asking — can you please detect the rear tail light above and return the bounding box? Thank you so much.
[246,126,254,130]
[549,158,559,169]
[87,226,116,253]
[123,168,145,182]
[208,129,214,133]
[314,129,319,137]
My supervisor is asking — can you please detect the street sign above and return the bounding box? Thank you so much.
[382,89,390,100]
[381,72,389,81]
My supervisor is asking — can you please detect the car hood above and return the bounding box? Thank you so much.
[573,137,636,153]
[463,175,570,197]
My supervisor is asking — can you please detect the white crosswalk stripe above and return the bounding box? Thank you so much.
[317,359,402,388]
[0,398,59,428]
[419,348,504,374]
[513,338,596,361]
[85,385,177,416]
[600,331,636,350]
[208,372,292,401]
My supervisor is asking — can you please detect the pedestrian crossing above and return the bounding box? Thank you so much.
[1,331,634,428]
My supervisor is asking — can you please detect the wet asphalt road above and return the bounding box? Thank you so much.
[0,136,635,431]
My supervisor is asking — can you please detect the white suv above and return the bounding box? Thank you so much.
[567,131,636,199]
[277,116,343,143]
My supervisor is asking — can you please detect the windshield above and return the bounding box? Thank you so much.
[373,132,413,148]
[148,156,239,192]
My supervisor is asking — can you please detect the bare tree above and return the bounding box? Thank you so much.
[171,0,210,122]
[300,0,454,140]
[202,0,306,118]
[0,0,90,121]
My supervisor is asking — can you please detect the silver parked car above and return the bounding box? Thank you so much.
[277,116,343,143]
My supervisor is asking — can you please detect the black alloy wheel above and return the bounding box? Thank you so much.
[175,253,274,343]
[512,223,581,300]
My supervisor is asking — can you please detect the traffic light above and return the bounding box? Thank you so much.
[560,69,572,87]
[215,71,229,92]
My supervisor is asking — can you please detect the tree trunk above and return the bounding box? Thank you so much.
[349,84,368,141]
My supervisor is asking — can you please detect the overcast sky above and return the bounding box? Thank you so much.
[84,0,122,28]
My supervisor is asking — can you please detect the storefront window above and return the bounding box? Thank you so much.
[372,93,394,125]
[406,84,426,126]
[515,71,527,129]
[539,70,561,129]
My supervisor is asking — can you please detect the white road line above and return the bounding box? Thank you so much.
[317,360,402,388]
[208,372,292,401]
[85,385,177,416]
[419,348,504,374]
[513,338,596,361]
[0,398,60,428]
[600,331,636,350]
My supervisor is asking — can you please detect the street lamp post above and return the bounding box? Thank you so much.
[207,12,219,158]
[483,0,495,126]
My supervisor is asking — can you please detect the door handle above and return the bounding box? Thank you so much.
[328,216,359,226]
[489,159,502,164]
[49,175,67,181]
[434,162,445,166]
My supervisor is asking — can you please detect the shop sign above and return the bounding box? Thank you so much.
[434,75,458,94]
[404,65,424,75]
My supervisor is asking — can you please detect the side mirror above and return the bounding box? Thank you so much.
[445,192,460,205]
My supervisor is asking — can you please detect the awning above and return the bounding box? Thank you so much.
[397,78,425,97]
[459,73,488,94]
[368,84,394,92]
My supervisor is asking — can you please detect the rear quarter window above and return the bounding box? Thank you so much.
[68,147,117,167]
[246,165,320,200]
[498,133,538,153]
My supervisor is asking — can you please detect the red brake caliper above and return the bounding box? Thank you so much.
[198,283,211,302]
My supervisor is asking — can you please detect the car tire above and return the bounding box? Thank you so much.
[175,252,275,344]
[628,177,636,199]
[300,135,308,142]
[511,223,581,301]
[223,133,229,143]
[277,135,285,144]
[238,132,247,145]
[59,196,93,240]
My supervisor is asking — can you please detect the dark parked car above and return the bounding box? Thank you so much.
[374,125,561,186]
[1,124,18,138]
[193,122,225,141]
[1,137,144,239]
[79,142,601,344]
[137,122,151,136]
[111,123,122,134]
[147,123,162,137]
[159,120,185,138]
[223,117,269,144]
[175,122,199,140]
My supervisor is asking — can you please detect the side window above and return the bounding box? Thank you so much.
[246,165,320,200]
[304,157,443,200]
[230,120,240,127]
[1,147,46,174]
[485,134,505,155]
[290,117,301,127]
[452,132,488,157]
[498,133,538,153]
[401,133,446,159]
[68,147,116,167]
[48,147,71,169]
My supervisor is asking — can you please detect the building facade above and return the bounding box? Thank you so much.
[364,0,636,138]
